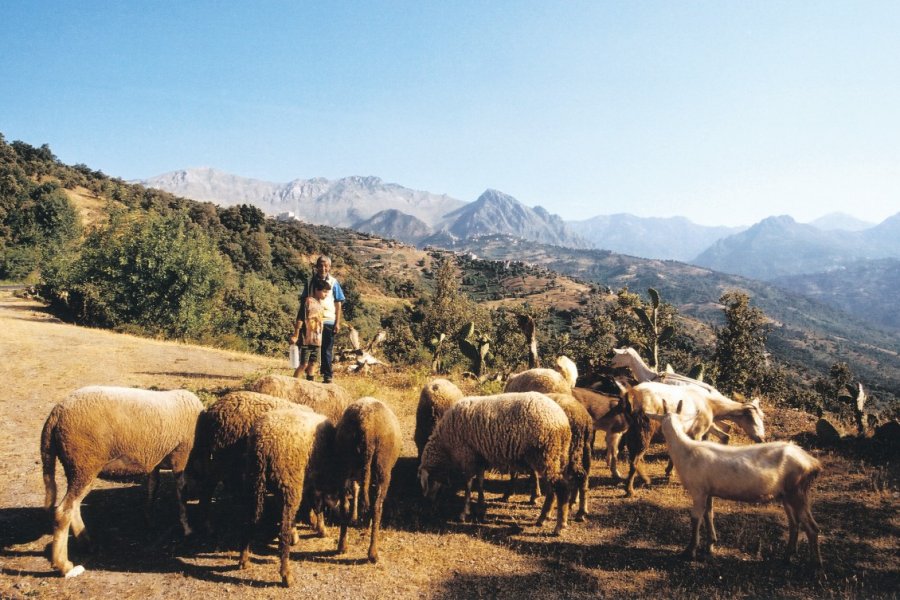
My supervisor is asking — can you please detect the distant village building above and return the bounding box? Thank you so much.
[276,211,302,222]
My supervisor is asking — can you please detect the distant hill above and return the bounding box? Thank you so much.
[568,213,743,261]
[807,212,875,232]
[772,258,900,332]
[439,233,900,398]
[353,209,432,245]
[439,189,588,249]
[692,214,900,280]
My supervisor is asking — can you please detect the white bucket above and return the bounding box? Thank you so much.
[289,345,300,369]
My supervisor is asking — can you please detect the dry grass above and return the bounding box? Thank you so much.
[0,291,897,599]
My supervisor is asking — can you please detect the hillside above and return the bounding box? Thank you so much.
[772,259,900,333]
[439,234,900,403]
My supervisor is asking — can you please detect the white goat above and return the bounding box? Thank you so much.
[652,401,822,566]
[612,347,766,443]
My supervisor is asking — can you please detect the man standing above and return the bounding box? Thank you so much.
[290,255,344,383]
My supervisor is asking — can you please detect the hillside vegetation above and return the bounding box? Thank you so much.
[1,133,897,421]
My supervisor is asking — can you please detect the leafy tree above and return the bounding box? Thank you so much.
[41,211,227,339]
[216,272,294,354]
[713,291,770,395]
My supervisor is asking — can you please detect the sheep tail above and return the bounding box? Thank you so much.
[40,405,63,511]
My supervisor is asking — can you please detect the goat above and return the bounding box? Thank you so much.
[611,347,766,443]
[651,401,822,566]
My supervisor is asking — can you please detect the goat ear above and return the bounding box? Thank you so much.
[662,401,669,415]
[751,397,761,409]
[733,391,746,402]
[676,400,683,414]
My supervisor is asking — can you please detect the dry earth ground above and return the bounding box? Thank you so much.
[0,290,897,599]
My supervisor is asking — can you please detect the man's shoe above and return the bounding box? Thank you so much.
[323,377,333,384]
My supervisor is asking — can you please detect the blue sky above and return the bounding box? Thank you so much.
[1,1,898,226]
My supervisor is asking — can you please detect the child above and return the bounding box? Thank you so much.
[290,278,331,380]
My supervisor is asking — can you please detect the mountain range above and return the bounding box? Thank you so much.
[141,167,900,332]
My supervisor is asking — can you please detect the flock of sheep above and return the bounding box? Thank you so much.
[39,350,823,586]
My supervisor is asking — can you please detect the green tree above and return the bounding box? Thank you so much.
[41,211,227,339]
[713,291,770,395]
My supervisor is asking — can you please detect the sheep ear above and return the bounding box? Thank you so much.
[676,400,683,414]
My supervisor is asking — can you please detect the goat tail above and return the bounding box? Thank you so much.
[801,458,823,495]
[40,405,63,511]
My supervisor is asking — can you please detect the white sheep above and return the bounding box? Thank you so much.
[501,357,577,500]
[414,378,464,460]
[418,392,572,534]
[331,397,402,563]
[40,386,203,577]
[248,373,353,424]
[503,365,571,393]
[238,407,335,587]
[651,401,822,566]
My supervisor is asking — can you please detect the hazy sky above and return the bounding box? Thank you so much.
[2,2,898,226]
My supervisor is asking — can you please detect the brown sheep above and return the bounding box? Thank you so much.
[414,378,464,460]
[332,397,402,563]
[238,407,335,587]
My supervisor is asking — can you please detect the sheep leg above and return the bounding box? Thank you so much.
[337,485,352,555]
[529,470,541,504]
[279,492,297,588]
[70,499,91,552]
[475,470,486,520]
[703,496,717,555]
[552,479,570,535]
[351,481,361,524]
[368,471,391,563]
[238,466,267,571]
[174,471,193,536]
[572,474,588,522]
[361,454,374,522]
[535,479,554,527]
[145,467,160,525]
[51,473,94,576]
[460,476,474,522]
[502,471,516,502]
